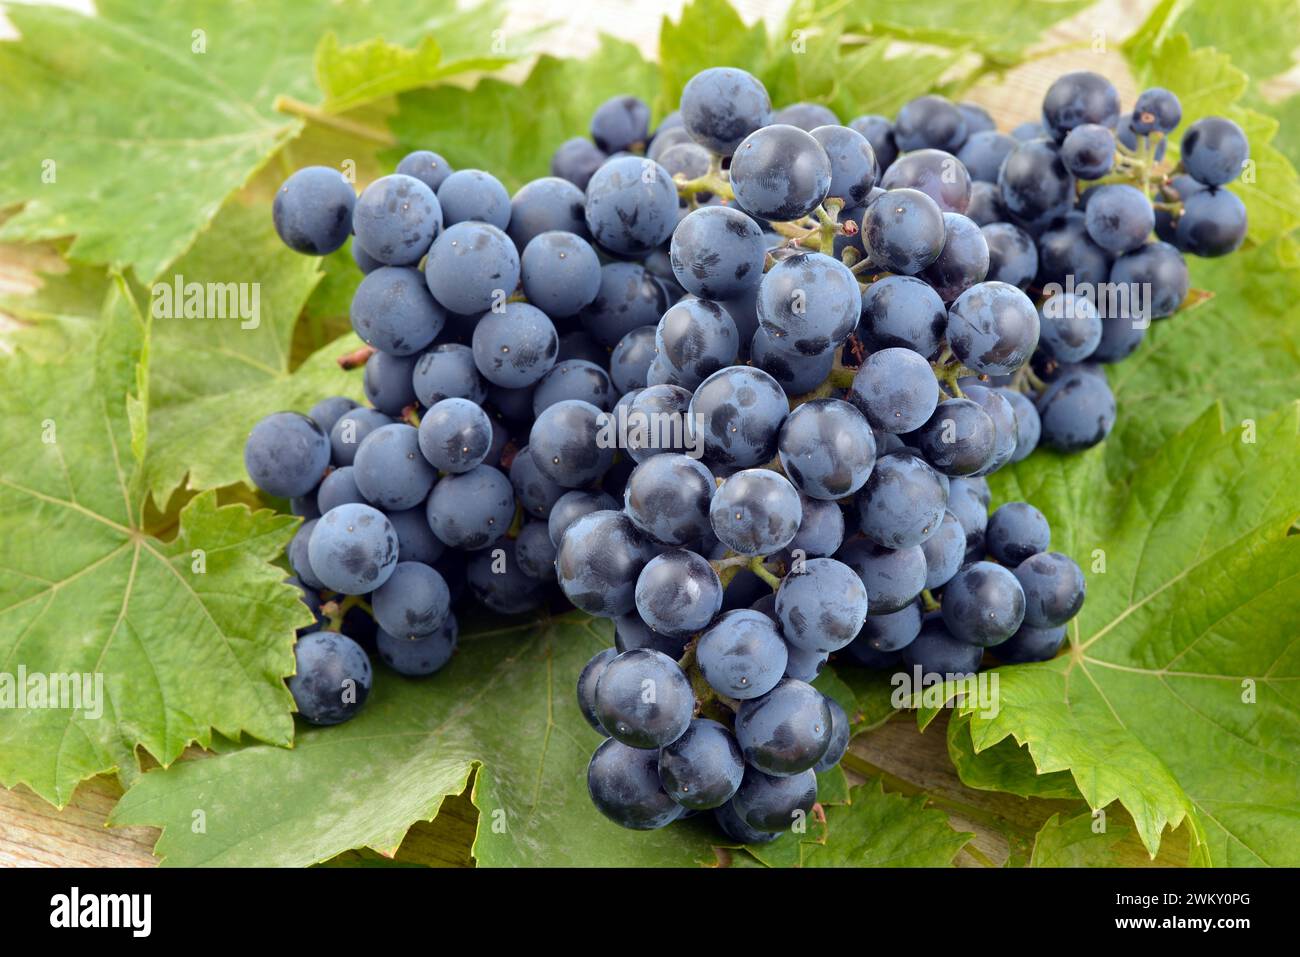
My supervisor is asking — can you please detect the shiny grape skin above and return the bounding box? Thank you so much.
[787,494,846,558]
[775,557,869,653]
[425,464,515,551]
[993,623,1068,663]
[272,166,356,256]
[731,766,818,831]
[1036,212,1112,289]
[288,632,372,725]
[244,411,331,499]
[849,114,898,169]
[689,366,789,469]
[371,561,451,640]
[862,188,946,276]
[395,150,454,193]
[578,647,619,734]
[556,509,654,617]
[920,510,966,590]
[634,549,723,638]
[593,648,694,749]
[1036,366,1117,452]
[679,67,773,156]
[418,398,492,474]
[376,615,457,677]
[532,360,614,417]
[809,124,879,204]
[352,173,442,266]
[307,503,399,595]
[837,537,928,615]
[1060,123,1116,179]
[913,398,997,477]
[750,328,836,394]
[412,344,486,408]
[879,148,972,214]
[697,609,788,700]
[986,502,1052,566]
[756,252,859,356]
[623,453,715,546]
[997,138,1075,225]
[436,169,510,229]
[509,443,566,518]
[548,489,619,548]
[350,266,445,357]
[940,561,1026,647]
[730,124,832,221]
[919,212,989,303]
[656,298,740,381]
[466,540,546,614]
[528,399,614,488]
[471,301,559,389]
[520,230,602,317]
[669,205,766,300]
[1180,116,1249,186]
[579,261,670,347]
[626,383,695,463]
[901,618,983,676]
[507,176,589,250]
[894,95,968,152]
[1174,188,1248,258]
[514,519,558,582]
[946,281,1041,376]
[424,221,521,316]
[1132,87,1182,134]
[1109,241,1189,319]
[1014,551,1086,628]
[956,131,1017,184]
[710,469,803,556]
[352,423,436,511]
[1038,292,1103,363]
[658,718,746,810]
[1000,388,1041,463]
[584,156,679,256]
[551,137,608,191]
[1084,184,1155,255]
[965,181,1006,226]
[590,94,651,152]
[777,399,876,500]
[858,274,947,358]
[854,451,948,550]
[854,599,923,653]
[735,678,832,776]
[587,737,685,830]
[614,611,691,659]
[610,326,658,394]
[1041,71,1121,141]
[814,696,851,772]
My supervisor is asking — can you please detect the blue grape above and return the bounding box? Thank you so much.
[774,102,839,131]
[1060,123,1116,179]
[657,142,712,204]
[688,366,788,469]
[615,611,690,659]
[386,505,444,565]
[986,502,1051,565]
[412,343,486,407]
[350,266,445,356]
[730,125,832,221]
[584,156,678,256]
[353,173,442,266]
[941,561,1026,646]
[853,599,923,652]
[1109,241,1188,319]
[656,298,740,381]
[658,718,745,810]
[394,150,454,192]
[556,330,608,366]
[647,126,694,162]
[894,95,967,153]
[957,131,1017,184]
[854,450,948,549]
[465,539,545,614]
[353,423,436,511]
[731,765,817,831]
[610,326,658,394]
[520,230,601,317]
[532,360,613,416]
[528,399,614,488]
[245,411,330,498]
[425,464,514,550]
[292,488,320,518]
[635,549,723,638]
[998,138,1074,225]
[578,647,619,734]
[1011,122,1046,140]
[810,124,879,204]
[783,643,828,682]
[308,396,359,436]
[471,301,559,388]
[507,176,588,250]
[508,443,566,517]
[1038,291,1102,362]
[1036,366,1116,451]
[363,350,418,415]
[1036,211,1111,288]
[814,695,850,772]
[1175,187,1247,257]
[548,489,619,548]
[1117,115,1169,161]
[556,509,654,616]
[756,252,858,356]
[787,494,845,558]
[697,609,788,700]
[775,557,868,652]
[1132,88,1181,134]
[862,188,946,275]
[961,383,1019,477]
[376,615,457,677]
[1181,116,1248,186]
[965,181,1006,226]
[1041,71,1121,140]
[273,166,355,255]
[514,520,557,582]
[1000,388,1041,463]
[735,678,832,776]
[551,137,607,191]
[418,398,492,474]
[901,618,982,676]
[307,503,399,594]
[848,114,898,169]
[710,469,802,556]
[920,212,989,302]
[371,560,450,639]
[947,477,989,559]
[424,221,520,315]
[626,383,695,462]
[588,737,684,829]
[921,510,965,589]
[317,465,366,514]
[590,94,651,152]
[837,537,928,615]
[436,169,510,229]
[289,632,371,725]
[328,408,392,467]
[1084,184,1155,255]
[777,398,876,499]
[879,148,972,214]
[750,328,835,394]
[1013,551,1085,628]
[623,453,714,545]
[670,205,765,300]
[714,800,780,844]
[946,281,1040,376]
[858,275,946,358]
[351,239,382,274]
[594,648,694,749]
[981,223,1038,290]
[914,398,996,477]
[680,67,773,155]
[993,623,1067,663]
[580,261,670,346]
[288,518,324,590]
